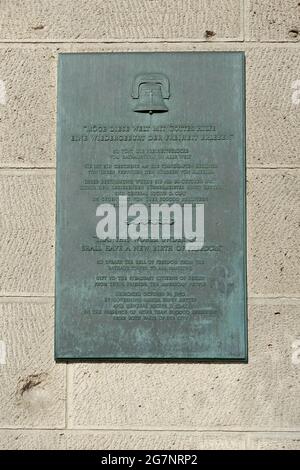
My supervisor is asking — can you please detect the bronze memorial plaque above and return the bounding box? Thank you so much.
[55,52,247,360]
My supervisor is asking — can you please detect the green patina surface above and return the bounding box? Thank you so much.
[55,52,247,360]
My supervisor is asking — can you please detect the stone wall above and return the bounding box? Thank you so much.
[0,0,299,450]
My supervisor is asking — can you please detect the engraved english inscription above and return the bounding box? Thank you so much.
[55,52,247,360]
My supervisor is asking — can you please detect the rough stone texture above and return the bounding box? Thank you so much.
[248,169,300,296]
[0,170,298,297]
[68,301,300,429]
[0,299,65,428]
[0,429,248,450]
[248,432,300,449]
[65,431,247,450]
[0,1,242,42]
[1,44,300,168]
[245,47,300,167]
[0,430,65,450]
[0,47,56,167]
[2,430,300,450]
[0,172,55,296]
[246,1,300,41]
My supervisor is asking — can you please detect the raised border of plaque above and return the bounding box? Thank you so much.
[55,52,247,361]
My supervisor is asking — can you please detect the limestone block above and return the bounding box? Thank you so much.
[248,432,300,449]
[2,429,300,450]
[68,44,300,168]
[0,429,65,450]
[245,47,300,167]
[0,47,56,167]
[0,429,247,450]
[0,1,242,42]
[65,430,247,450]
[0,299,65,428]
[0,172,55,295]
[246,1,300,41]
[247,169,300,296]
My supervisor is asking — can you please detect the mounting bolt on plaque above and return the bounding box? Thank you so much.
[131,73,170,114]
